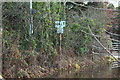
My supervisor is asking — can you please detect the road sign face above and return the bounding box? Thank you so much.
[55,21,66,33]
[57,28,64,33]
[55,21,66,28]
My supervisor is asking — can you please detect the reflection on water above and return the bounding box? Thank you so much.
[45,65,120,78]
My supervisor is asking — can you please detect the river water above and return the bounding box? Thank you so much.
[45,64,120,78]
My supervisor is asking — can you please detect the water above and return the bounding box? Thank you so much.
[45,64,120,78]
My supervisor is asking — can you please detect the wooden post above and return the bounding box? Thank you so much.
[59,33,62,54]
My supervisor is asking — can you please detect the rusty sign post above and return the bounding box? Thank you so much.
[55,21,66,54]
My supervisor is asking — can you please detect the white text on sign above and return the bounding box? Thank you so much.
[55,21,66,33]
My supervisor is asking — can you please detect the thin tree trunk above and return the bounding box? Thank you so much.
[0,1,2,76]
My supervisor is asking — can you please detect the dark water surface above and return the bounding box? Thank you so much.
[45,65,120,78]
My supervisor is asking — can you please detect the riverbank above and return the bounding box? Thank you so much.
[3,48,116,78]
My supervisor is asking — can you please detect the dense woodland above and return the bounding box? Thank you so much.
[2,2,120,78]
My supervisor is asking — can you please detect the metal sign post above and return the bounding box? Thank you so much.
[29,0,33,36]
[55,21,66,54]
